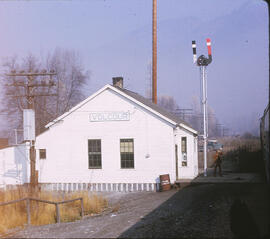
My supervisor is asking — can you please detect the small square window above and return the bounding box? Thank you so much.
[39,149,46,159]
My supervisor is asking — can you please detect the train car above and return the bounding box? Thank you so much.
[260,103,269,183]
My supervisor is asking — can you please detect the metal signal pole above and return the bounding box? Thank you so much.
[6,70,56,189]
[152,0,157,104]
[192,39,212,176]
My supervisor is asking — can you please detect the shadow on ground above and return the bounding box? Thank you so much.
[119,182,269,238]
[119,149,269,238]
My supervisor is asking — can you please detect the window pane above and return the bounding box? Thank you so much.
[39,149,46,159]
[120,139,134,168]
[88,140,102,168]
[181,137,187,153]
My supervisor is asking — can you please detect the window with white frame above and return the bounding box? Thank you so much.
[88,139,102,169]
[120,139,134,168]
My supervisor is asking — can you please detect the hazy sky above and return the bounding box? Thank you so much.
[0,0,268,135]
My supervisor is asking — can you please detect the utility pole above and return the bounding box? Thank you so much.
[192,39,213,177]
[152,0,157,104]
[6,70,56,189]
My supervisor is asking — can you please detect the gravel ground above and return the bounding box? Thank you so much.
[4,182,269,239]
[4,190,176,238]
[120,183,269,238]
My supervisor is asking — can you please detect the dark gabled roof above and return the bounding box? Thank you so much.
[113,85,193,128]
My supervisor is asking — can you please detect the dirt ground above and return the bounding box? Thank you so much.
[4,147,270,239]
[4,182,269,239]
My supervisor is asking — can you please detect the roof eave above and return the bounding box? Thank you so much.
[178,123,198,135]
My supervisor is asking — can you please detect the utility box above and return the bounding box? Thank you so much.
[23,109,35,141]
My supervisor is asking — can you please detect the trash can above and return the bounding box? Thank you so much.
[159,174,171,191]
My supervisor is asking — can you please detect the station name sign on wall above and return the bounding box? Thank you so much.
[89,111,130,122]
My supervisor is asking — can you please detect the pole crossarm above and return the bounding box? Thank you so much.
[7,94,57,98]
[6,72,56,77]
[5,83,56,87]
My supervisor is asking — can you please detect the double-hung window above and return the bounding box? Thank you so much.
[120,139,134,169]
[88,139,102,169]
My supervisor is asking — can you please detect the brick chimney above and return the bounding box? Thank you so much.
[112,77,123,88]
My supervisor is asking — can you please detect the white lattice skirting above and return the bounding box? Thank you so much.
[39,182,160,192]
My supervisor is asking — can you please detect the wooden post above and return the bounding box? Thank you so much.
[152,0,157,104]
[26,198,31,225]
[80,198,84,218]
[30,142,36,190]
[55,203,60,223]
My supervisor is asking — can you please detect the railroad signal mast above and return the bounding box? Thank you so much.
[192,38,212,176]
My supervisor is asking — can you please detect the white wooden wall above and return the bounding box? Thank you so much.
[0,144,29,188]
[35,88,198,188]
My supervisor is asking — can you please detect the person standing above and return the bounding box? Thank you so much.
[214,150,223,176]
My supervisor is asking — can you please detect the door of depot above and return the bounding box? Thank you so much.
[175,144,179,179]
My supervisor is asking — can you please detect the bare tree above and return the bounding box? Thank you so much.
[157,95,179,112]
[0,48,90,143]
[189,95,201,131]
[207,106,218,137]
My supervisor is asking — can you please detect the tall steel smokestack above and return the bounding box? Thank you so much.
[152,0,157,104]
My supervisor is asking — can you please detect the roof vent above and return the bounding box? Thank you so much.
[112,77,123,88]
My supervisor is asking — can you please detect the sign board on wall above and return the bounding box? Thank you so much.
[89,111,130,122]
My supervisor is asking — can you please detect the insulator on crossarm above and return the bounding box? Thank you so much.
[192,40,197,64]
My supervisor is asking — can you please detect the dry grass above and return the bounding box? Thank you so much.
[0,187,108,234]
[198,137,261,169]
[218,137,265,175]
[218,137,260,153]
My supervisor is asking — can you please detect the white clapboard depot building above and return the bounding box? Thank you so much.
[1,77,199,191]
